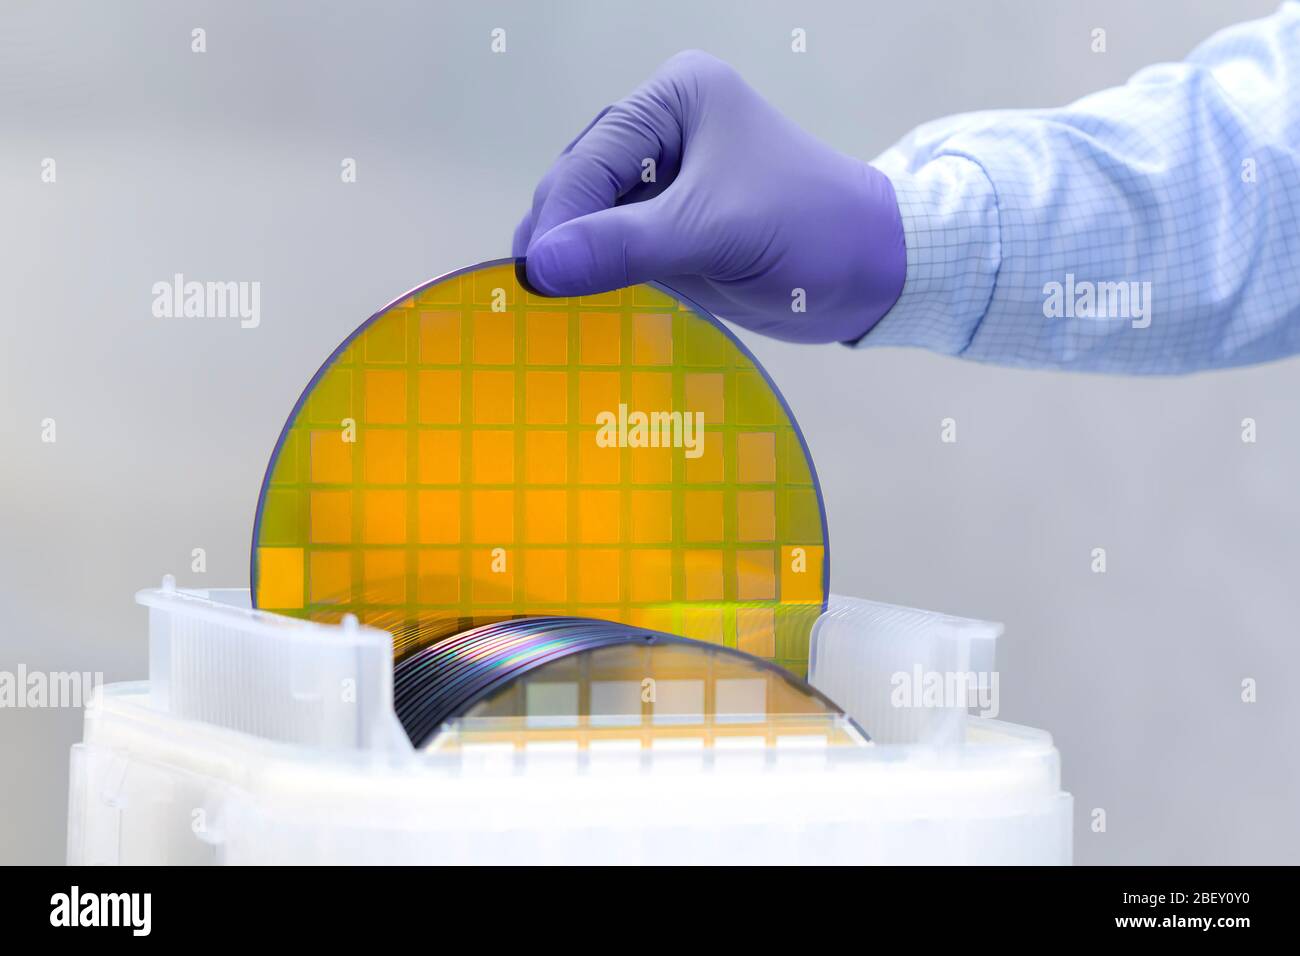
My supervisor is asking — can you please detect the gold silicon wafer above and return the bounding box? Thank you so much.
[251,259,829,677]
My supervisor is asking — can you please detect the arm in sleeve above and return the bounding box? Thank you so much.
[860,2,1300,373]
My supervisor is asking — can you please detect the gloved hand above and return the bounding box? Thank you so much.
[513,50,906,344]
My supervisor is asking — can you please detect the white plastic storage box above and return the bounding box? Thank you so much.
[67,579,1072,864]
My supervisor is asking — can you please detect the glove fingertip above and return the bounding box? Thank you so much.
[522,237,573,297]
[514,256,546,297]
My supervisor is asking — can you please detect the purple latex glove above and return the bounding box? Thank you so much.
[513,51,906,344]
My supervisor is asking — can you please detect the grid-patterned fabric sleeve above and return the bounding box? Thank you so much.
[861,1,1300,373]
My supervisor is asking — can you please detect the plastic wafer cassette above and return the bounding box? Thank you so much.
[67,579,1072,865]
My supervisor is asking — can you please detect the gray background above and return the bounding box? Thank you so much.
[2,0,1295,864]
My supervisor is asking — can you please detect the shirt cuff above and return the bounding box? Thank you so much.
[852,153,1002,355]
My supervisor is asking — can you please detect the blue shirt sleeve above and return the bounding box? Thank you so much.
[861,2,1300,373]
